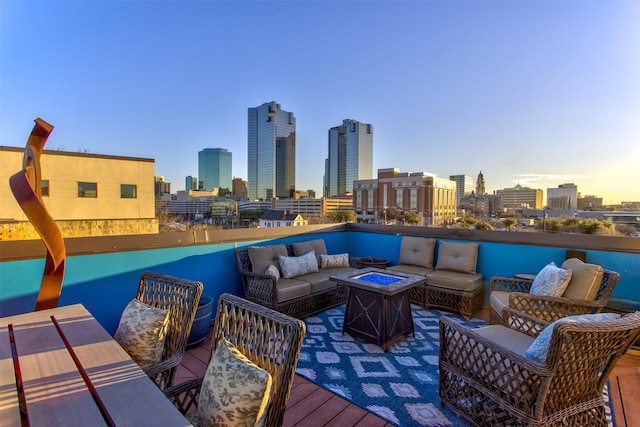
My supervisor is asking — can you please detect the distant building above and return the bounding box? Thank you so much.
[1,146,157,240]
[198,148,232,192]
[578,195,603,210]
[449,174,474,204]
[185,175,198,191]
[273,196,353,221]
[496,184,543,209]
[248,102,296,200]
[353,168,457,226]
[232,177,248,201]
[547,183,578,210]
[155,176,171,196]
[259,210,307,228]
[475,171,486,195]
[459,193,502,218]
[324,119,373,197]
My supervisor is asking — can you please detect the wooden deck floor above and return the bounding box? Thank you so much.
[175,308,640,426]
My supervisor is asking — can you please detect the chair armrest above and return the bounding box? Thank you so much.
[237,269,279,306]
[145,353,183,389]
[163,377,204,416]
[502,307,550,338]
[509,293,599,322]
[490,276,533,292]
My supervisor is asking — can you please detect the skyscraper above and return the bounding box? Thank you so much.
[324,119,373,197]
[247,102,296,200]
[198,148,232,192]
[185,175,198,191]
[449,174,474,204]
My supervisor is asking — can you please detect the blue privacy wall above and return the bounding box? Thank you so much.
[1,230,638,333]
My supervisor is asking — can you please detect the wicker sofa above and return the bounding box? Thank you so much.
[387,237,484,318]
[234,239,354,318]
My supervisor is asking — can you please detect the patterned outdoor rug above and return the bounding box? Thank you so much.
[295,304,615,427]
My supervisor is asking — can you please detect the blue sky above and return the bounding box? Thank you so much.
[2,0,639,204]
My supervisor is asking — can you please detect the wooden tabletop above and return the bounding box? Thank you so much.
[0,304,191,427]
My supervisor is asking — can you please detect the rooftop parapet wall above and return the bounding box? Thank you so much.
[1,224,638,328]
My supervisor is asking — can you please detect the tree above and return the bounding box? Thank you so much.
[385,207,401,221]
[403,211,420,225]
[474,221,494,230]
[502,218,518,230]
[327,210,356,223]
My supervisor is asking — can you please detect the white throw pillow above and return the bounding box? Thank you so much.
[320,253,350,269]
[524,312,621,363]
[114,299,169,370]
[196,338,272,427]
[265,264,280,282]
[279,250,319,279]
[529,262,572,297]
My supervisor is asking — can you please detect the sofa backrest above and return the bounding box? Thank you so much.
[398,236,436,268]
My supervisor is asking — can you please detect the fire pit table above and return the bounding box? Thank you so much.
[330,268,427,351]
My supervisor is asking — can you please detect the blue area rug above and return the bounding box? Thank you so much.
[295,304,615,426]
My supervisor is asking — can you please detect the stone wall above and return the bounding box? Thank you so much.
[0,219,159,241]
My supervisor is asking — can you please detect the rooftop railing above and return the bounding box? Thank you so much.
[1,223,638,333]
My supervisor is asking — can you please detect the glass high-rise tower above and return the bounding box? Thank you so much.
[198,148,232,191]
[247,102,296,200]
[324,119,373,197]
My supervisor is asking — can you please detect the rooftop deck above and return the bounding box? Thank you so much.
[176,308,640,427]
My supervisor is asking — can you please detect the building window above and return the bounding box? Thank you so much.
[42,180,50,197]
[396,190,403,207]
[78,182,97,198]
[410,188,418,210]
[121,184,137,199]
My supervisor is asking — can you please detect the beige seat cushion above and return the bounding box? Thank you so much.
[387,264,433,277]
[275,278,311,302]
[435,241,479,274]
[490,291,510,317]
[561,258,604,301]
[474,325,535,356]
[295,272,337,293]
[292,239,328,265]
[398,236,436,269]
[248,245,288,274]
[427,270,482,291]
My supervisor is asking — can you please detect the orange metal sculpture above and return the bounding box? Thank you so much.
[9,118,66,311]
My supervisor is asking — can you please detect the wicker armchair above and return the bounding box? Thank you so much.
[439,308,640,427]
[136,272,203,388]
[164,293,306,427]
[490,268,620,324]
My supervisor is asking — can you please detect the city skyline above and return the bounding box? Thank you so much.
[1,1,638,204]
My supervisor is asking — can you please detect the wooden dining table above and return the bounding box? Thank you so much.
[0,304,191,426]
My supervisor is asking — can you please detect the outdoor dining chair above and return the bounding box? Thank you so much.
[115,271,203,389]
[163,293,306,426]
